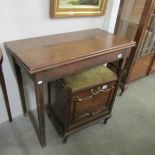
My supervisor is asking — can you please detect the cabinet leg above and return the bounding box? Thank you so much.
[48,114,52,118]
[120,84,125,96]
[119,82,128,96]
[104,118,109,124]
[63,136,68,144]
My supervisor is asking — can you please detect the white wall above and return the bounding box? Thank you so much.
[0,0,120,123]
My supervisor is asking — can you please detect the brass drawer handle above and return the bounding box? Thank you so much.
[76,95,94,102]
[89,108,106,116]
[72,108,106,122]
[75,86,111,102]
[91,87,101,96]
[91,86,111,96]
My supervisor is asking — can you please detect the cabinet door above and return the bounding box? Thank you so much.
[70,83,115,124]
[137,12,155,57]
[129,54,154,81]
[115,0,154,82]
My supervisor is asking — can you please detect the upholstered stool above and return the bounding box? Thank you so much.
[0,49,12,122]
[48,65,117,143]
[63,65,117,91]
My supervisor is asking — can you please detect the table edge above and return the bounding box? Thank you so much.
[5,41,135,74]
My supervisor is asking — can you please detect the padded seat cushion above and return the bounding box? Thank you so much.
[63,65,117,91]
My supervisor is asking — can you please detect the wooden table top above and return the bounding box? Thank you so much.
[5,29,135,74]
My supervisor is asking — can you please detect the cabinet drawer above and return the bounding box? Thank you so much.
[70,82,116,124]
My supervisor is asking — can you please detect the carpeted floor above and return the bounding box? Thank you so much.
[0,73,155,155]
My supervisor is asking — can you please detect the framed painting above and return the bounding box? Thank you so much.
[50,0,108,18]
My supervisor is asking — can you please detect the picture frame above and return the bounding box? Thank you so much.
[50,0,107,18]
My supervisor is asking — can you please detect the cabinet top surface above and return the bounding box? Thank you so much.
[5,29,135,74]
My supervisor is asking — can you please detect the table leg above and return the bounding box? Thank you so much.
[13,61,27,114]
[34,81,46,147]
[109,58,126,112]
[0,67,12,122]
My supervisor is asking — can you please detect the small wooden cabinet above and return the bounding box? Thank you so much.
[47,66,117,143]
[115,0,155,85]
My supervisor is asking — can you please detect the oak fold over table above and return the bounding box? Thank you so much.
[4,29,135,147]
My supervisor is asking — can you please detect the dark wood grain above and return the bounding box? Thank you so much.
[5,29,135,74]
[47,79,116,140]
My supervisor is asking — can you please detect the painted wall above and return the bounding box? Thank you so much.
[0,0,120,123]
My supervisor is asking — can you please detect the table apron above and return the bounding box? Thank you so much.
[35,49,129,83]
